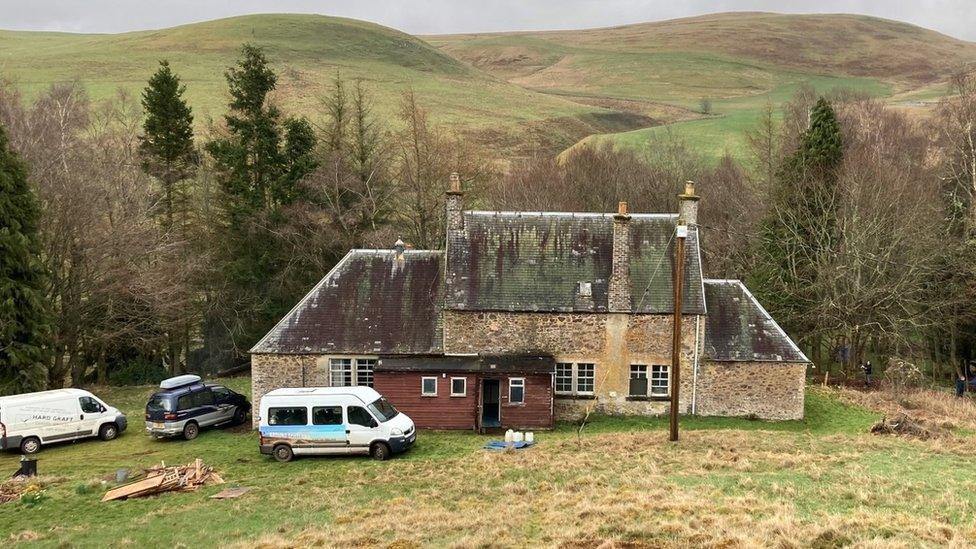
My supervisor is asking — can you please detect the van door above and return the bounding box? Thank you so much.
[39,397,85,444]
[77,396,106,438]
[345,405,379,455]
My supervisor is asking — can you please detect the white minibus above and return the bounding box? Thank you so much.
[258,387,415,462]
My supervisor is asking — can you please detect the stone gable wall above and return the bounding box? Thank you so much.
[695,361,806,420]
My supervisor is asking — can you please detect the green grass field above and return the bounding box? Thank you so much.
[3,380,976,547]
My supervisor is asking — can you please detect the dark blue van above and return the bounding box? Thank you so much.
[145,375,250,440]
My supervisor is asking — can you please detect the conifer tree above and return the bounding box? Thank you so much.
[139,60,197,231]
[753,97,843,342]
[205,44,317,359]
[0,123,50,394]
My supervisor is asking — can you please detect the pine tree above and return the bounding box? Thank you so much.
[205,44,317,361]
[139,60,197,231]
[753,97,843,346]
[0,123,50,394]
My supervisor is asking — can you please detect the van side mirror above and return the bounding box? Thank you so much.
[370,418,379,429]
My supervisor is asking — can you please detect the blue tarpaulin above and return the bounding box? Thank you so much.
[483,440,534,450]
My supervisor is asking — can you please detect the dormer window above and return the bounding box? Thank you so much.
[578,281,592,297]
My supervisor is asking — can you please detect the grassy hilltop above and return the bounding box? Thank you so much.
[432,12,976,160]
[2,12,976,160]
[0,14,624,155]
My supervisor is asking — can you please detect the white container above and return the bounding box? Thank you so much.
[504,429,514,443]
[525,432,534,443]
[513,431,524,443]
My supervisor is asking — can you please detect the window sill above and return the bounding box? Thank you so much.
[626,396,670,402]
[504,402,526,407]
[450,394,467,398]
[555,394,596,400]
[421,394,438,398]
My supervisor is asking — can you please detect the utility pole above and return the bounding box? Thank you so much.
[670,182,694,442]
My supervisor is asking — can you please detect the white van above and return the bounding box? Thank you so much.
[0,388,127,454]
[258,387,415,462]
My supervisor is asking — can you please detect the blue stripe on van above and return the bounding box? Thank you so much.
[260,424,345,442]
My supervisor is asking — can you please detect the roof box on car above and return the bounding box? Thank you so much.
[159,374,203,390]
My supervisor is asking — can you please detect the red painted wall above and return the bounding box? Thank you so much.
[375,371,554,430]
[375,372,478,430]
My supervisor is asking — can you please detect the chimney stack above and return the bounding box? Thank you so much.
[678,181,699,225]
[446,172,464,233]
[609,201,631,313]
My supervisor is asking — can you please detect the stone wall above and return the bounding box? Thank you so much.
[443,310,703,420]
[694,361,806,420]
[250,353,335,426]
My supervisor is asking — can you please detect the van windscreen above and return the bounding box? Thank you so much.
[368,398,399,423]
[147,395,174,413]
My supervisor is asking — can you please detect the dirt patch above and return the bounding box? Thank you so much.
[871,413,949,440]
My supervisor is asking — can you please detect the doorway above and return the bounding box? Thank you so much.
[481,379,501,427]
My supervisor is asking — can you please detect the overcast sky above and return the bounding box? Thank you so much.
[2,0,975,40]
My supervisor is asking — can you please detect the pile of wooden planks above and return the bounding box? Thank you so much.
[101,458,223,502]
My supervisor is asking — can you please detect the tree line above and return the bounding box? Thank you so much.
[0,44,489,392]
[4,42,976,391]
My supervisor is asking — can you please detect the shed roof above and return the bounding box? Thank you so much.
[445,211,705,314]
[250,250,444,355]
[377,354,555,374]
[702,280,809,363]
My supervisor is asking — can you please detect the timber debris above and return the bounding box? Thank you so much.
[101,458,223,502]
[870,413,945,440]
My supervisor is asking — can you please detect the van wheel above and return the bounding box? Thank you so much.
[232,406,247,425]
[99,423,119,441]
[183,422,199,440]
[20,437,40,455]
[370,442,391,461]
[272,444,294,463]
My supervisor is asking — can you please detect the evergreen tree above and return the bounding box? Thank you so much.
[753,97,843,346]
[0,123,50,394]
[205,44,317,360]
[139,60,197,231]
[140,60,198,374]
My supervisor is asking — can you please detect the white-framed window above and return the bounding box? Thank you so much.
[555,362,596,396]
[650,365,670,397]
[329,357,376,388]
[421,376,437,396]
[330,358,352,386]
[509,378,525,404]
[451,377,467,397]
[629,364,669,397]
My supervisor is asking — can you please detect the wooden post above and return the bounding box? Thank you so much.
[670,224,687,442]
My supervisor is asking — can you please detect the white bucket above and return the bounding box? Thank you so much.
[504,429,514,443]
[525,432,534,443]
[513,431,524,443]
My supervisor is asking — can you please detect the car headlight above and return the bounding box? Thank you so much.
[390,428,403,437]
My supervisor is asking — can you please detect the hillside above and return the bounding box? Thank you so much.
[0,14,630,156]
[431,12,976,160]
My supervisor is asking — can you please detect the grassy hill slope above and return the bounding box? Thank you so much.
[431,12,976,160]
[0,14,626,155]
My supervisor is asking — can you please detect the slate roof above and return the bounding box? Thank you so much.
[702,280,809,363]
[445,211,706,314]
[250,250,444,355]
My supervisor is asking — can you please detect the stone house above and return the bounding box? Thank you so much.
[250,177,809,428]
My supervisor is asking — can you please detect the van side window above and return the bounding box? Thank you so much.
[178,394,193,411]
[312,406,342,425]
[79,396,102,413]
[347,406,375,427]
[268,407,308,426]
[194,390,214,407]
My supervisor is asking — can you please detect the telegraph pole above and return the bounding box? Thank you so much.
[669,194,690,442]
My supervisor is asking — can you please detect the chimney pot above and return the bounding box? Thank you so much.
[449,172,461,193]
[394,238,405,255]
[618,201,628,216]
